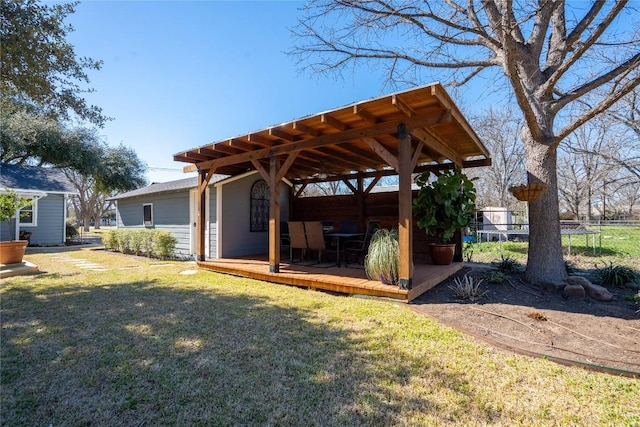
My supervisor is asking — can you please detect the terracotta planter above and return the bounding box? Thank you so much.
[430,243,456,265]
[0,240,28,265]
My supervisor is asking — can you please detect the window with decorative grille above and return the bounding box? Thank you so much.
[250,180,269,232]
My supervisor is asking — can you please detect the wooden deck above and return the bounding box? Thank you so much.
[197,255,463,302]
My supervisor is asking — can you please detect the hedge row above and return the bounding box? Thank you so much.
[103,229,177,260]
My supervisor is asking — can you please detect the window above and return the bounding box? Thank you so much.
[250,180,269,232]
[19,198,37,226]
[143,203,153,226]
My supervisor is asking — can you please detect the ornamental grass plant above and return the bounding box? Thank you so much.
[364,228,399,285]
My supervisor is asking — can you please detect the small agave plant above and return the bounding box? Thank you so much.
[449,274,487,301]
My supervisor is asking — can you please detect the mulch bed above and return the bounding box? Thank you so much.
[410,265,640,377]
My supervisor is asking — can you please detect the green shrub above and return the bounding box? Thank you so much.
[485,270,508,285]
[130,230,145,256]
[596,263,639,289]
[117,230,133,254]
[103,230,119,251]
[103,229,177,259]
[141,229,154,256]
[66,222,79,240]
[152,231,177,260]
[463,236,476,262]
[492,255,522,273]
[624,291,640,303]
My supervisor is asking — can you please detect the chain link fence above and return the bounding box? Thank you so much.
[464,209,640,270]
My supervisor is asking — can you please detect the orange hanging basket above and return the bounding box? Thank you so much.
[508,183,548,202]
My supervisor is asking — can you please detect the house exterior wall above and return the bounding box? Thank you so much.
[116,191,192,258]
[0,194,66,245]
[220,177,289,258]
[113,174,289,260]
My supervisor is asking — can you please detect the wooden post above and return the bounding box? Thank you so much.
[269,153,281,272]
[397,124,414,290]
[356,173,364,231]
[197,170,207,261]
[252,152,297,273]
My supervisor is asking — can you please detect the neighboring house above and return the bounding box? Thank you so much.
[110,171,291,259]
[0,163,77,245]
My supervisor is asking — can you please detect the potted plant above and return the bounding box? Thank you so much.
[19,230,32,244]
[412,168,477,265]
[364,228,399,285]
[0,189,32,264]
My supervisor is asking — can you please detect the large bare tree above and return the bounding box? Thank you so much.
[469,107,525,210]
[291,0,640,283]
[557,116,620,220]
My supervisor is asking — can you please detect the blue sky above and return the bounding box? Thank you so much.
[67,1,409,183]
[65,1,636,184]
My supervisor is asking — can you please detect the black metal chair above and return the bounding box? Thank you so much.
[343,220,380,266]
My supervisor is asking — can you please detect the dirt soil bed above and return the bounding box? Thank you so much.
[411,265,640,377]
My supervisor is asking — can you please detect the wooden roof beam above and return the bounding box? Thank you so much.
[411,128,463,167]
[321,114,348,131]
[247,133,273,147]
[291,121,321,137]
[353,105,378,124]
[337,142,382,163]
[430,85,490,158]
[173,153,198,163]
[226,138,258,151]
[183,112,447,173]
[269,127,299,142]
[392,95,415,117]
[290,158,490,185]
[309,147,367,172]
[181,151,210,162]
[199,145,238,156]
[362,137,399,171]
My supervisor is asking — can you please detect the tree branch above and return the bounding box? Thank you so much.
[554,73,640,145]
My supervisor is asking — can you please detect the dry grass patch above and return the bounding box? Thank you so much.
[1,249,638,426]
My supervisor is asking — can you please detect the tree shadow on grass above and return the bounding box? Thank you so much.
[1,276,511,426]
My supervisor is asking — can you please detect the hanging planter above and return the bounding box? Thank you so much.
[508,182,548,202]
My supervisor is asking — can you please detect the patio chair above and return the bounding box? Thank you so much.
[343,220,380,266]
[304,221,326,263]
[287,221,307,263]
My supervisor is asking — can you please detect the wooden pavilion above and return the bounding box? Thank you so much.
[173,82,491,301]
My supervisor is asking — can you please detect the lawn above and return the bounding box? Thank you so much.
[468,225,640,270]
[2,248,639,426]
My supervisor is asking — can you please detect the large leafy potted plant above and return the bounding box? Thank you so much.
[364,228,399,285]
[0,189,32,264]
[412,168,476,265]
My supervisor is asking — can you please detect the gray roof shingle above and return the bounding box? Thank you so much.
[109,174,229,200]
[0,163,77,194]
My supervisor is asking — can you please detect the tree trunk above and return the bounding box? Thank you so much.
[83,214,91,232]
[523,136,567,284]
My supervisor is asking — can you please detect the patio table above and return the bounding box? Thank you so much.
[324,232,364,267]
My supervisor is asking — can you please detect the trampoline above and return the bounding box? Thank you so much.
[476,224,601,255]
